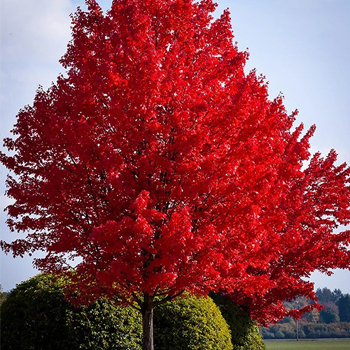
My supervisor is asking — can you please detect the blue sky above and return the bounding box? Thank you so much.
[1,0,349,293]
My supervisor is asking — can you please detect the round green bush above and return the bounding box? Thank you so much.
[209,292,265,350]
[154,294,233,350]
[0,274,142,350]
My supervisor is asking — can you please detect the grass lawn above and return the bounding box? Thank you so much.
[264,339,350,350]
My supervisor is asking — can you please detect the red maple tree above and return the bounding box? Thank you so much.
[1,0,350,349]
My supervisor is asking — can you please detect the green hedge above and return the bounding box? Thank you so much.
[154,294,232,350]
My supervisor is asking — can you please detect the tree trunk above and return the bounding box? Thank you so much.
[142,293,154,350]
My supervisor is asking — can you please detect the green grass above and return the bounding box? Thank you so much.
[264,339,350,350]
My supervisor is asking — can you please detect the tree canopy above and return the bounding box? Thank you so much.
[1,0,350,348]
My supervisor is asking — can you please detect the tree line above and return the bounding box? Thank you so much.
[260,287,350,339]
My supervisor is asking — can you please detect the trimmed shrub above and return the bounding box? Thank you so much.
[154,294,233,350]
[0,274,142,350]
[210,293,266,350]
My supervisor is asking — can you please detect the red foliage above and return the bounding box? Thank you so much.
[1,0,350,326]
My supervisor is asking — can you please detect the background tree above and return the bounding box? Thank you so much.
[0,285,7,306]
[316,288,334,303]
[301,307,320,324]
[319,306,340,324]
[1,0,350,349]
[338,295,350,322]
[316,287,343,304]
[316,291,341,324]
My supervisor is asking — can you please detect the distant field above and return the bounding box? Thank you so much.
[264,339,350,350]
